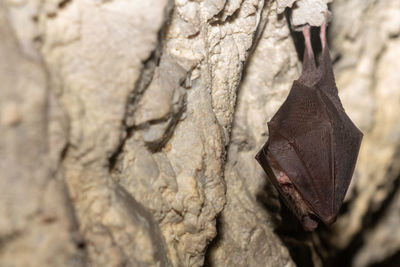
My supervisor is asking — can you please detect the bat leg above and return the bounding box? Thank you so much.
[299,25,316,76]
[303,25,313,58]
[320,21,326,50]
[319,11,331,51]
[302,25,316,72]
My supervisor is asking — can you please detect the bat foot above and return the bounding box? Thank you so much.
[277,172,291,185]
[277,172,294,194]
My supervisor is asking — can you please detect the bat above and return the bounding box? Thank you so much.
[255,19,363,231]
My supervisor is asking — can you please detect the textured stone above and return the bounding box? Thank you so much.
[206,2,299,266]
[325,0,400,252]
[353,186,400,267]
[2,0,400,266]
[276,0,332,28]
[290,0,332,29]
[0,4,86,266]
[38,0,173,266]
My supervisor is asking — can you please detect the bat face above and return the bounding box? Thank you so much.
[255,24,363,231]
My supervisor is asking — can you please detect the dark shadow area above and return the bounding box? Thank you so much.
[255,176,317,267]
[255,174,281,219]
[275,200,318,267]
[329,172,400,267]
[370,251,400,267]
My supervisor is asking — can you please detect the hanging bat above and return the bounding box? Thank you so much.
[255,19,363,231]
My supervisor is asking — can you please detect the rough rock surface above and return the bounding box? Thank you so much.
[276,0,332,29]
[206,2,299,266]
[321,0,400,266]
[0,0,399,266]
[0,3,86,266]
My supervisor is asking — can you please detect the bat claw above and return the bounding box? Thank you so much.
[322,10,332,23]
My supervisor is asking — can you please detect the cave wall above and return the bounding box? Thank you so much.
[0,0,399,266]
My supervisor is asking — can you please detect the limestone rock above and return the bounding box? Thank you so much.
[0,4,86,266]
[320,1,400,266]
[276,0,332,29]
[1,0,400,266]
[206,2,299,266]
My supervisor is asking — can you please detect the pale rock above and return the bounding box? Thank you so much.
[2,0,400,266]
[290,0,332,29]
[0,4,86,266]
[326,1,400,255]
[206,2,299,266]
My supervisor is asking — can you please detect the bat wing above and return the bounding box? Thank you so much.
[318,90,363,215]
[268,81,336,222]
[317,48,339,98]
[316,46,363,215]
